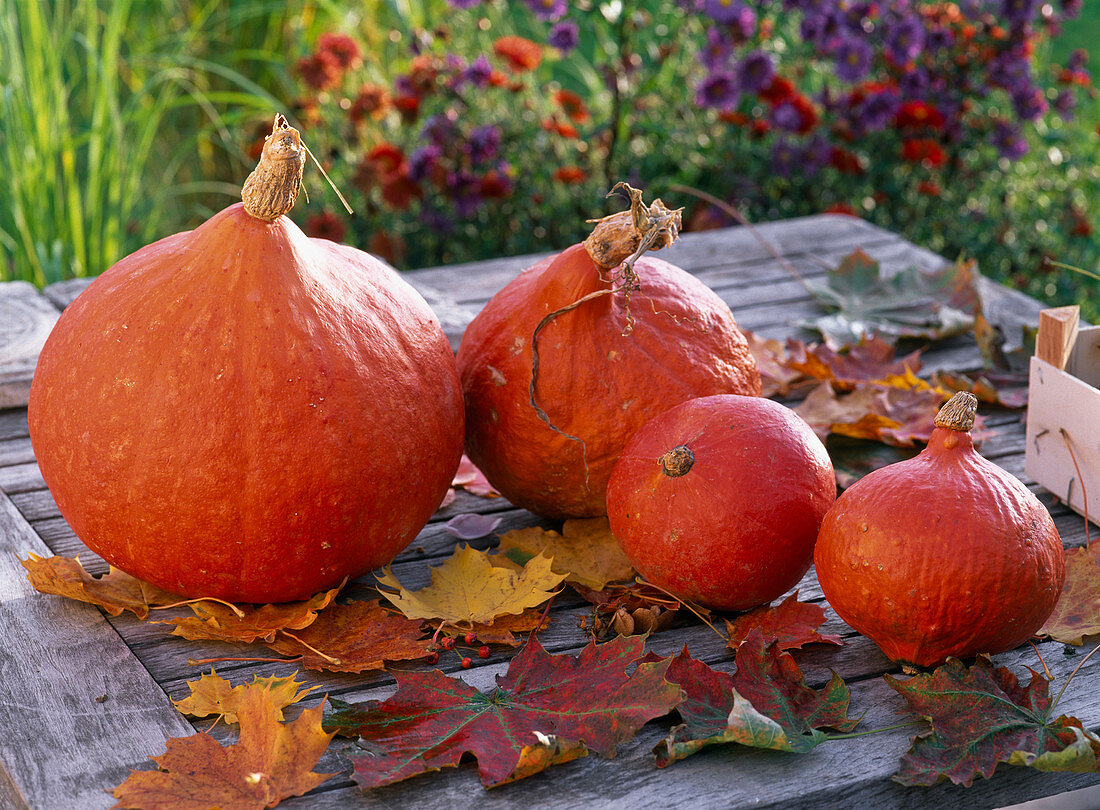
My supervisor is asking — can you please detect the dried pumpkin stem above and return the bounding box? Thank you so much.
[933,391,978,432]
[241,114,306,221]
[583,182,683,274]
[660,445,695,477]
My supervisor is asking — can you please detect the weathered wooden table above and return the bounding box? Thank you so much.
[1,214,1097,810]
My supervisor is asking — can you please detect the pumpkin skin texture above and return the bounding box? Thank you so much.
[28,142,464,603]
[813,393,1065,670]
[457,242,761,520]
[605,394,836,611]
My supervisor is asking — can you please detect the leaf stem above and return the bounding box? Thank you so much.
[152,596,247,618]
[1050,640,1100,714]
[634,576,724,644]
[823,719,926,741]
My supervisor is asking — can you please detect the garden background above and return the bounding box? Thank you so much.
[1,0,1097,321]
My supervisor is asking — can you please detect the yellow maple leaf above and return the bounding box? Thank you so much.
[172,670,319,724]
[21,554,182,619]
[376,544,565,625]
[497,517,635,591]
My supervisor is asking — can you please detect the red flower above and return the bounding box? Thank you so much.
[553,89,590,123]
[317,32,362,70]
[901,138,945,168]
[1069,207,1093,238]
[366,143,405,176]
[759,75,795,105]
[553,166,587,184]
[750,119,771,138]
[784,94,819,135]
[829,147,864,175]
[719,110,750,126]
[305,210,347,243]
[368,230,407,266]
[541,118,578,138]
[393,94,421,123]
[489,70,510,87]
[896,100,946,130]
[824,202,859,217]
[381,175,420,210]
[478,169,513,199]
[349,83,390,124]
[494,36,543,73]
[296,51,343,91]
[916,180,942,197]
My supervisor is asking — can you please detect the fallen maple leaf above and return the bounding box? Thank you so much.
[655,632,859,766]
[1038,546,1100,645]
[324,634,680,789]
[742,330,812,398]
[112,687,335,809]
[157,583,342,644]
[21,554,182,619]
[497,517,634,591]
[787,336,923,390]
[887,656,1100,786]
[173,671,318,724]
[725,592,843,651]
[266,599,437,673]
[456,607,553,647]
[794,380,944,447]
[376,544,565,626]
[804,250,979,348]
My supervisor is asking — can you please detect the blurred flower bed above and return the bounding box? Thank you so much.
[284,0,1096,318]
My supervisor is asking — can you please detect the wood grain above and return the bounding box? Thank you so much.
[0,283,58,409]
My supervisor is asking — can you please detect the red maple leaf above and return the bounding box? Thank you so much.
[324,635,681,788]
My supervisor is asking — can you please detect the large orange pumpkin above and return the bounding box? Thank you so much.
[456,186,761,519]
[28,117,464,603]
[814,392,1065,669]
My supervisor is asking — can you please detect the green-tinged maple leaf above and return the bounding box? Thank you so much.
[156,584,342,644]
[725,592,843,651]
[886,656,1100,787]
[803,250,979,348]
[786,335,923,389]
[173,670,318,724]
[324,634,680,789]
[376,544,565,625]
[654,632,859,766]
[794,380,944,448]
[112,688,335,809]
[1039,546,1100,645]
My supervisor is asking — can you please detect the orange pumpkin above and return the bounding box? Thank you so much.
[814,392,1065,669]
[456,186,761,518]
[606,394,836,611]
[28,117,464,603]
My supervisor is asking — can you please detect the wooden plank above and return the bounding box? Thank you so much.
[0,491,194,810]
[0,283,59,409]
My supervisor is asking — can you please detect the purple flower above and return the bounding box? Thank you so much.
[704,0,748,25]
[992,120,1028,159]
[770,138,799,179]
[850,85,901,133]
[548,20,579,52]
[700,28,733,70]
[467,124,501,164]
[988,50,1031,89]
[1061,0,1083,18]
[421,111,459,146]
[1053,89,1077,120]
[737,51,775,94]
[1012,85,1048,121]
[408,145,442,183]
[833,36,872,83]
[924,24,955,52]
[771,99,804,132]
[1002,0,1040,24]
[696,70,740,110]
[800,9,841,48]
[1067,48,1088,73]
[420,205,455,234]
[801,134,832,177]
[447,169,484,218]
[885,13,925,64]
[462,55,493,88]
[525,0,567,22]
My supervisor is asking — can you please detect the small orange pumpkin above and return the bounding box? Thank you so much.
[814,392,1065,669]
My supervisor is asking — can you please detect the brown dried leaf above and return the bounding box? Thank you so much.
[21,553,182,619]
[266,599,437,673]
[1039,545,1100,645]
[157,583,343,644]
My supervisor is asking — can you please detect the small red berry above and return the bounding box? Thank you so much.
[425,652,439,665]
[463,631,477,645]
[461,657,473,669]
[442,637,456,650]
[478,645,491,659]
